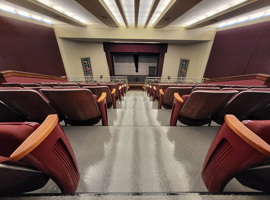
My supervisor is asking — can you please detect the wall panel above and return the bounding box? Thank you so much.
[204,22,266,78]
[0,16,66,76]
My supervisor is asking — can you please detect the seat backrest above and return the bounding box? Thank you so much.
[41,89,100,121]
[163,87,193,106]
[83,86,112,104]
[99,83,119,98]
[21,83,40,87]
[192,87,220,92]
[39,83,60,87]
[0,101,25,122]
[156,84,175,98]
[59,83,79,87]
[2,83,23,87]
[53,86,80,89]
[222,87,248,92]
[0,90,59,122]
[79,83,98,87]
[213,91,270,123]
[180,90,238,120]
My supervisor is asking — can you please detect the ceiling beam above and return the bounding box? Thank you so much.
[186,0,270,29]
[154,0,202,28]
[115,0,128,28]
[134,0,140,28]
[144,0,160,28]
[75,0,118,27]
[4,0,86,27]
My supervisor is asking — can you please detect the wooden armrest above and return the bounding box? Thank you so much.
[98,92,107,103]
[160,89,164,95]
[153,86,157,91]
[150,85,152,88]
[225,115,270,157]
[111,88,116,95]
[10,115,59,161]
[174,93,184,103]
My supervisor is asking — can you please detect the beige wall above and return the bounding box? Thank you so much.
[162,41,214,80]
[57,38,109,79]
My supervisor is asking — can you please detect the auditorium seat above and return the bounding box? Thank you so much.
[83,86,116,109]
[158,87,193,109]
[251,104,270,120]
[41,89,108,126]
[202,115,270,192]
[0,114,79,194]
[0,101,25,122]
[212,90,270,125]
[78,83,98,87]
[59,83,79,87]
[2,83,23,87]
[24,86,52,91]
[99,83,121,101]
[53,86,80,89]
[154,84,175,101]
[221,87,248,92]
[170,90,238,126]
[192,87,220,92]
[21,83,41,87]
[0,89,61,123]
[39,83,60,87]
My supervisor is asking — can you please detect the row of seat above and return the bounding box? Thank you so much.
[0,113,269,194]
[147,83,266,102]
[0,88,110,126]
[169,90,270,126]
[2,81,127,101]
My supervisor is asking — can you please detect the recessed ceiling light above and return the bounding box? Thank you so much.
[17,11,31,18]
[0,5,16,14]
[148,0,175,27]
[121,0,134,26]
[102,0,125,26]
[138,0,154,27]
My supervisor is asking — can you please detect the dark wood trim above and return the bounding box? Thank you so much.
[204,74,270,83]
[0,70,67,81]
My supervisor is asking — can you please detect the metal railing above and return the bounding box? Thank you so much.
[67,76,128,86]
[145,77,205,87]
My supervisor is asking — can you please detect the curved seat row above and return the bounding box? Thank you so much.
[147,83,266,102]
[169,90,270,126]
[0,88,110,126]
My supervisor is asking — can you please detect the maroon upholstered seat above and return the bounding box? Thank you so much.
[212,90,270,125]
[154,84,175,101]
[41,89,108,126]
[0,101,25,122]
[99,83,121,101]
[202,115,270,192]
[83,86,116,109]
[78,83,98,87]
[192,87,220,92]
[170,90,238,126]
[2,83,23,87]
[53,86,80,89]
[21,83,40,87]
[39,83,60,87]
[0,89,61,123]
[158,87,193,109]
[221,87,248,92]
[58,83,79,87]
[0,115,79,194]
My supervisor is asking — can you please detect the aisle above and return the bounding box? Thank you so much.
[32,90,253,194]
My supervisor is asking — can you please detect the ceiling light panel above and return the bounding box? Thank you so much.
[0,2,54,25]
[185,0,249,27]
[103,0,125,26]
[218,7,270,28]
[148,0,174,27]
[138,0,154,27]
[36,0,87,25]
[121,0,134,26]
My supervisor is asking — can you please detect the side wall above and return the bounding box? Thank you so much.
[204,20,270,78]
[0,15,66,76]
[57,39,110,78]
[162,41,213,79]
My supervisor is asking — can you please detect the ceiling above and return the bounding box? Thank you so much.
[0,0,270,29]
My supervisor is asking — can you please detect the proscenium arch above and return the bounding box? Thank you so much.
[103,43,168,77]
